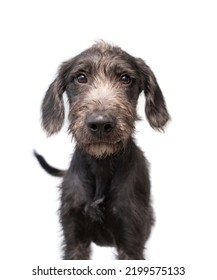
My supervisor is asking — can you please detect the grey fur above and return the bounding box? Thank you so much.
[37,42,170,259]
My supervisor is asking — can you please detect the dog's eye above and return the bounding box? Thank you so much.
[120,74,131,84]
[76,73,88,83]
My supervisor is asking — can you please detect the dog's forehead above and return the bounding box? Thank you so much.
[71,43,139,75]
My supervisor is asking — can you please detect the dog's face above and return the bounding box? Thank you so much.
[42,42,170,157]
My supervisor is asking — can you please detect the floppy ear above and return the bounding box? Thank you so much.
[137,59,170,131]
[41,63,68,136]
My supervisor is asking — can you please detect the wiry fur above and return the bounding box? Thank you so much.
[36,41,170,259]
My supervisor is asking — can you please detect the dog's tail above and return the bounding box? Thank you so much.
[34,150,65,177]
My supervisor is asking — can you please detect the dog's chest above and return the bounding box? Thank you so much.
[89,156,116,199]
[83,157,119,222]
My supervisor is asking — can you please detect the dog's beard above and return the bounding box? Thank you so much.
[77,140,128,158]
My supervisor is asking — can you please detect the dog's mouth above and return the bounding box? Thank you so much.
[79,139,128,158]
[86,138,123,145]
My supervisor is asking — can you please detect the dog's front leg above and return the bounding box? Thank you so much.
[61,208,91,260]
[60,165,93,260]
[115,225,145,260]
[112,203,148,260]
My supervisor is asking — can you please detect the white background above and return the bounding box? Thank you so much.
[0,0,217,277]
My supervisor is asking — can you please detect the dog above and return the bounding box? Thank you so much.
[35,41,170,259]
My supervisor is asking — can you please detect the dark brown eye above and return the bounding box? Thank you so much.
[76,73,87,83]
[120,74,131,84]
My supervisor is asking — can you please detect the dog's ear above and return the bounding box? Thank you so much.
[137,58,170,131]
[41,61,70,136]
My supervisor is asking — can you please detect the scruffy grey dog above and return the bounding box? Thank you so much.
[35,41,170,259]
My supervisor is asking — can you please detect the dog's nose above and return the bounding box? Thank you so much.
[86,113,116,136]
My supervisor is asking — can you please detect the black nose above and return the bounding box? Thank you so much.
[86,113,116,136]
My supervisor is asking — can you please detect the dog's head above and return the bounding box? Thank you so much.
[42,41,170,157]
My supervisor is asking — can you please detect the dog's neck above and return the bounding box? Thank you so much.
[77,137,135,199]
